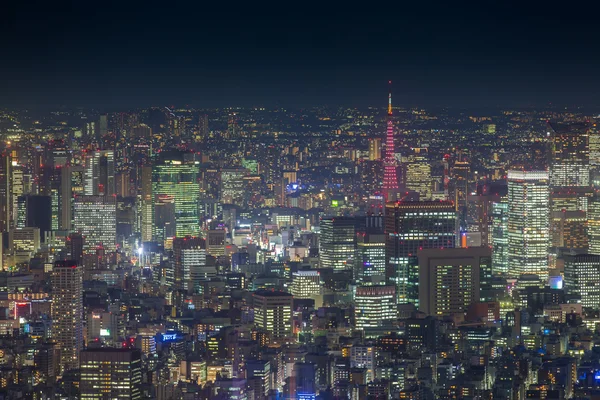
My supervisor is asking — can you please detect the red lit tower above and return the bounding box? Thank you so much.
[382,83,399,201]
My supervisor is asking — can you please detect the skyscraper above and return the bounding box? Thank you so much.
[589,194,600,255]
[564,254,600,309]
[548,122,589,187]
[140,166,153,242]
[417,247,489,317]
[84,150,115,196]
[382,85,399,201]
[16,195,52,241]
[507,170,550,281]
[368,138,381,161]
[491,197,509,275]
[80,348,142,399]
[385,201,457,305]
[404,147,432,200]
[355,215,386,282]
[220,167,248,205]
[74,195,117,255]
[319,217,356,270]
[253,290,293,341]
[51,260,83,374]
[354,285,397,337]
[152,153,200,238]
[172,236,209,293]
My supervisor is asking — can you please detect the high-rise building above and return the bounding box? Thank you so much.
[80,348,142,400]
[197,114,209,142]
[60,165,84,232]
[589,194,600,255]
[491,197,509,275]
[549,187,592,251]
[417,247,490,317]
[172,236,209,293]
[564,254,600,309]
[51,260,83,374]
[9,227,40,254]
[385,201,457,305]
[290,271,321,298]
[152,153,200,238]
[368,138,381,161]
[253,290,293,341]
[319,217,356,270]
[220,167,248,205]
[382,87,399,201]
[16,195,52,241]
[84,150,115,196]
[507,170,550,282]
[98,114,108,139]
[140,166,153,242]
[404,147,432,200]
[548,122,589,187]
[355,216,386,282]
[0,151,12,233]
[246,360,271,399]
[74,195,117,255]
[354,285,397,337]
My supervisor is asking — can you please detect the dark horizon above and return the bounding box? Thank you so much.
[2,2,600,109]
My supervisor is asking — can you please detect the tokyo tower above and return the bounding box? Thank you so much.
[382,82,399,201]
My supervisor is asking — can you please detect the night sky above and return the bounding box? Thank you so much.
[2,1,599,109]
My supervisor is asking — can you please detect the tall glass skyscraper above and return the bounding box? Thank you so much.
[385,201,457,305]
[319,217,356,270]
[152,153,200,239]
[507,170,549,281]
[491,197,509,275]
[548,122,589,187]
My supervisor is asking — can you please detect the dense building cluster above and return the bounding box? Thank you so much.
[0,100,598,399]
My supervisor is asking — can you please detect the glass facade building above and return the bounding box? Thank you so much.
[507,170,549,281]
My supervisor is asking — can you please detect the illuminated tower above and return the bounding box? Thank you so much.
[382,83,399,201]
[52,260,83,374]
[507,171,550,281]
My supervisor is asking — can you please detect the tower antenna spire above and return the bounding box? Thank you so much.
[388,80,392,115]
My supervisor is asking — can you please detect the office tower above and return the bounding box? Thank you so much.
[80,348,142,399]
[507,171,550,281]
[206,229,226,257]
[0,151,11,232]
[9,227,40,253]
[172,236,208,293]
[98,113,108,139]
[319,217,356,270]
[74,195,117,254]
[16,195,52,240]
[550,188,591,250]
[450,160,470,230]
[60,165,84,231]
[564,254,600,309]
[253,290,293,340]
[291,363,316,400]
[220,167,248,205]
[417,247,490,317]
[404,147,432,200]
[115,171,130,197]
[84,150,115,196]
[197,113,209,142]
[246,360,271,399]
[355,216,386,282]
[152,153,200,238]
[385,201,457,305]
[354,285,397,337]
[368,138,381,161]
[10,164,24,227]
[589,195,600,254]
[466,183,504,246]
[51,261,83,373]
[382,87,399,201]
[491,197,509,275]
[140,166,153,242]
[291,271,321,298]
[131,123,152,139]
[67,232,84,264]
[548,122,589,187]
